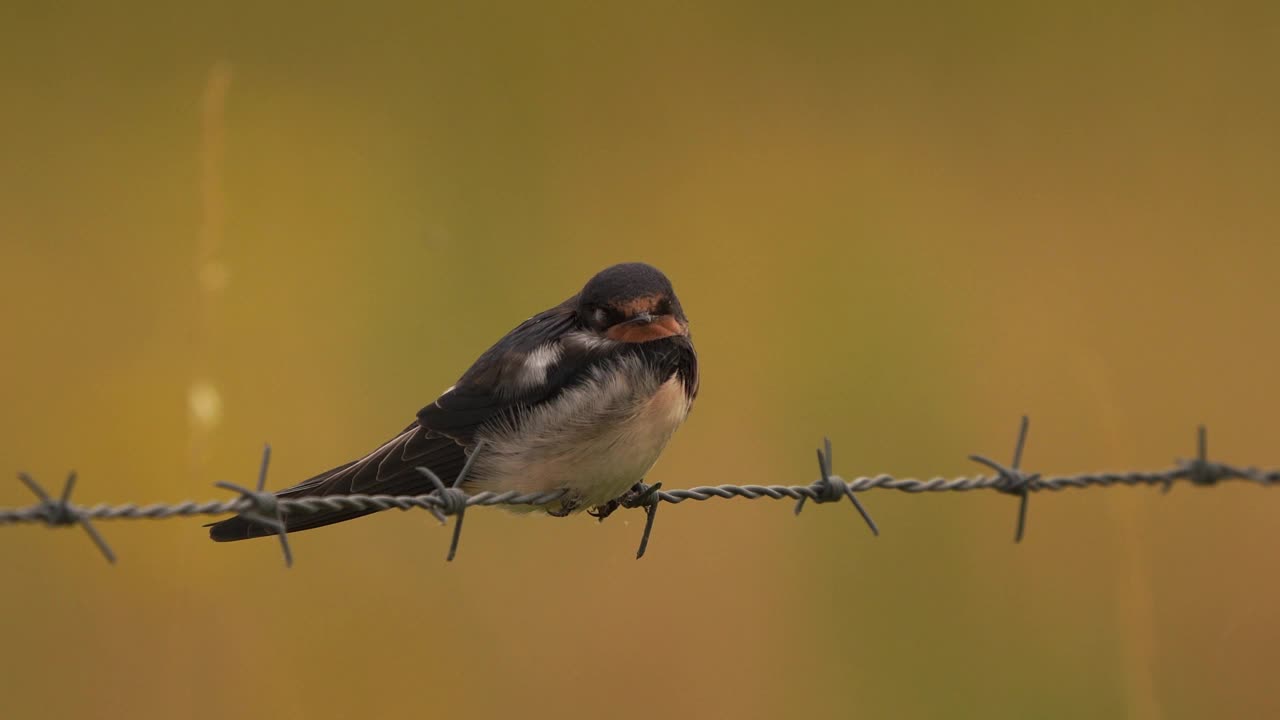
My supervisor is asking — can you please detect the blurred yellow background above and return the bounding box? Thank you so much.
[3,3,1279,719]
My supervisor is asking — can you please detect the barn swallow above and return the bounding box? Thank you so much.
[209,262,698,541]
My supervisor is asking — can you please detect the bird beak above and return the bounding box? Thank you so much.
[605,310,685,342]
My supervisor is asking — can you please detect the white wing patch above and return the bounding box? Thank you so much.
[517,343,562,389]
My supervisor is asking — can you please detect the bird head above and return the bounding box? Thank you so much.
[577,263,689,343]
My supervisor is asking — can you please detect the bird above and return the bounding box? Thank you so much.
[208,262,698,542]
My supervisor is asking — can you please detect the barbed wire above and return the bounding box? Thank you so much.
[3,418,1276,566]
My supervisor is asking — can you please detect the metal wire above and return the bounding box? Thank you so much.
[3,419,1275,565]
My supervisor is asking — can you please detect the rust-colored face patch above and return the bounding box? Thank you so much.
[605,314,685,343]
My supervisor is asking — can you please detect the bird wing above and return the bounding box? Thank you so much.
[416,297,598,441]
[209,298,598,541]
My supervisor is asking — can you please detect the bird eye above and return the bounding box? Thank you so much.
[592,307,609,328]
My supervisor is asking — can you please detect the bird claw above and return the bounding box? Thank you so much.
[588,481,648,522]
[588,499,620,522]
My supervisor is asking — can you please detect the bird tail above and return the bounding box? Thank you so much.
[206,424,471,542]
[206,461,375,542]
[207,506,386,542]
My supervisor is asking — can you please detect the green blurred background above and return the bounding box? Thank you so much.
[3,3,1278,719]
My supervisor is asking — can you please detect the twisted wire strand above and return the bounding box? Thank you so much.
[3,421,1276,563]
[3,464,1274,524]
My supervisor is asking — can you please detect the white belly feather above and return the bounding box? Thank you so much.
[465,355,692,511]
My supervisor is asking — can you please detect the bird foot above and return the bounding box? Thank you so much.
[588,481,648,522]
[546,493,583,517]
[588,500,620,522]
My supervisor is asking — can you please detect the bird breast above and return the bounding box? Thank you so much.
[465,354,692,510]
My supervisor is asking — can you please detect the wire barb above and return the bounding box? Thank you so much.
[794,438,879,536]
[619,481,664,559]
[214,444,292,568]
[15,471,116,564]
[1169,425,1218,491]
[415,440,486,562]
[969,415,1039,543]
